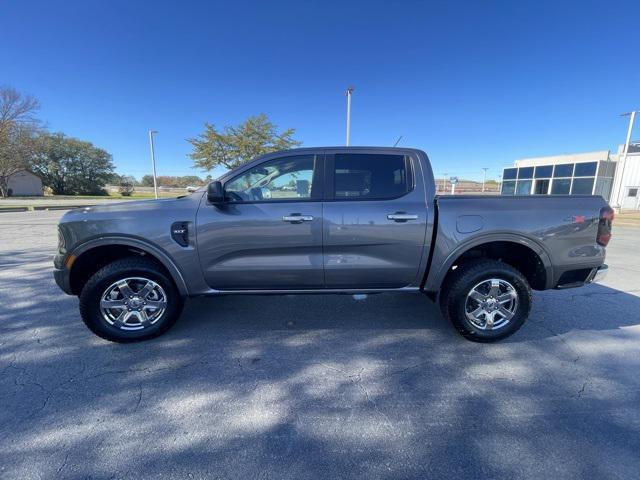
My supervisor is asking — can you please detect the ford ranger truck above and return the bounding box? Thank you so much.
[53,147,612,343]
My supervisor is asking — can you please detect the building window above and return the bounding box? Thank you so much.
[553,163,574,177]
[551,178,571,195]
[629,188,638,198]
[534,179,550,194]
[574,162,597,177]
[534,165,553,178]
[594,178,613,199]
[516,180,533,195]
[503,168,517,180]
[598,160,616,178]
[517,167,534,179]
[594,160,616,201]
[501,181,516,195]
[571,177,594,195]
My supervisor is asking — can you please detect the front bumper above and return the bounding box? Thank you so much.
[53,253,74,295]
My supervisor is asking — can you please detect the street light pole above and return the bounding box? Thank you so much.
[615,111,636,208]
[148,130,159,199]
[481,167,489,192]
[346,86,354,146]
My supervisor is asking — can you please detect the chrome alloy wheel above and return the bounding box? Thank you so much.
[100,277,167,331]
[464,278,518,331]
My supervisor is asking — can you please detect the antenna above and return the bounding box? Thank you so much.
[345,86,354,146]
[393,135,403,147]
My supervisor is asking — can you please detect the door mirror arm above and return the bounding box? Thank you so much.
[207,181,225,204]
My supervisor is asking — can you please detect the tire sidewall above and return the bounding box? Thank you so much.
[80,261,182,342]
[448,264,531,341]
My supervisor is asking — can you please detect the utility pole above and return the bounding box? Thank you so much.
[148,130,159,199]
[481,167,489,192]
[346,86,354,146]
[441,173,448,194]
[615,111,636,208]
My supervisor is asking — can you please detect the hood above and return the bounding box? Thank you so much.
[59,194,203,223]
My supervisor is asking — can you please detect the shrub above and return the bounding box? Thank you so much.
[118,177,135,196]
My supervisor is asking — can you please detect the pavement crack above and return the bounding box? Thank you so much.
[387,361,431,377]
[55,452,69,476]
[236,358,245,372]
[320,364,394,430]
[86,354,211,380]
[530,320,581,363]
[133,383,143,412]
[573,381,588,398]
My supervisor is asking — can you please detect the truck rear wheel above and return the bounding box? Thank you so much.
[79,257,184,343]
[440,259,531,342]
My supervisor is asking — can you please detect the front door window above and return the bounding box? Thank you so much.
[224,155,317,202]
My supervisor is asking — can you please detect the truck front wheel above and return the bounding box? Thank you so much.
[440,259,532,342]
[79,257,184,342]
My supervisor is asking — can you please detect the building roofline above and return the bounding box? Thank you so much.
[515,150,611,163]
[10,169,42,179]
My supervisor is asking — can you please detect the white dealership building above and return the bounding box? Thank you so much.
[501,143,640,210]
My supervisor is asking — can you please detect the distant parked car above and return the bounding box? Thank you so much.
[185,186,199,193]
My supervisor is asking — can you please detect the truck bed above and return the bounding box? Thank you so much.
[424,194,608,292]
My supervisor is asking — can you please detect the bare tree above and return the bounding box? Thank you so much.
[0,86,41,197]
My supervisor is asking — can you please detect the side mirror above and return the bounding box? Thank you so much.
[207,181,225,204]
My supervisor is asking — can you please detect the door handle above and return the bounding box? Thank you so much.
[387,213,418,222]
[282,214,314,223]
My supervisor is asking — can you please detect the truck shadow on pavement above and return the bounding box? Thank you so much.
[1,260,640,479]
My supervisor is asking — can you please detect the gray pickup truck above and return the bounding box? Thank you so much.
[54,147,613,343]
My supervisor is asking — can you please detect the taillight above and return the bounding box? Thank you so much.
[597,206,614,246]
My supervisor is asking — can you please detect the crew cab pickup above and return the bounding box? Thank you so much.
[54,147,613,342]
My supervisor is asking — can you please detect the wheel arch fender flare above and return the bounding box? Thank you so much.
[426,233,553,292]
[71,236,189,296]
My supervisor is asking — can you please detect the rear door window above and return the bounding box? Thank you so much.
[332,153,411,200]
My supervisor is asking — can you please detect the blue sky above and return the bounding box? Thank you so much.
[1,0,638,181]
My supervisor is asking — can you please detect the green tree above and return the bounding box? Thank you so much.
[31,133,115,195]
[187,113,301,171]
[0,86,42,197]
[140,174,155,187]
[140,174,205,188]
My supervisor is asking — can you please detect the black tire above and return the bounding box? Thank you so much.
[440,259,531,342]
[79,257,184,343]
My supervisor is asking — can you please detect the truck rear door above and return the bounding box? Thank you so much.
[322,150,430,289]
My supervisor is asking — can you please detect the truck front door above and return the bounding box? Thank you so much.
[322,151,430,289]
[196,153,324,290]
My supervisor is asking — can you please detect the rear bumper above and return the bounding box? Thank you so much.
[589,264,608,284]
[555,264,608,289]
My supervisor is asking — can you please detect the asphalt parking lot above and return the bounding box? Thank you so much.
[1,210,639,479]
